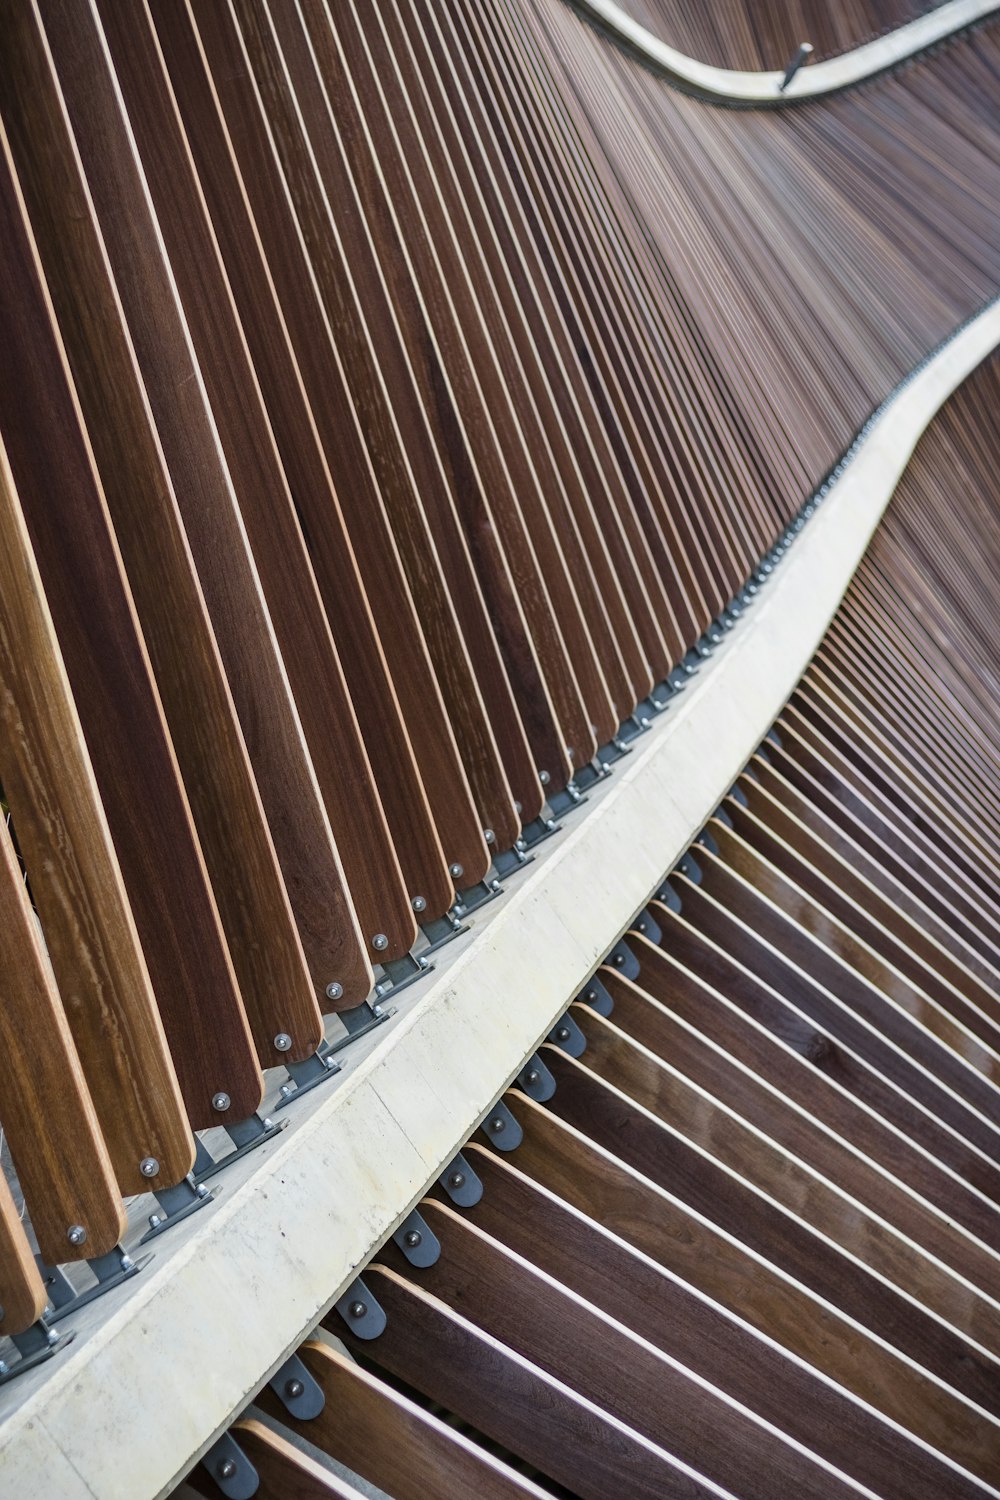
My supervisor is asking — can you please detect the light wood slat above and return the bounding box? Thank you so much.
[0,809,126,1264]
[390,1202,892,1499]
[0,107,262,1128]
[653,893,1000,1205]
[708,819,1000,1087]
[613,936,1000,1248]
[0,1172,48,1339]
[337,1266,736,1500]
[0,434,194,1195]
[90,0,374,1002]
[542,1047,1000,1361]
[30,0,323,1066]
[0,0,318,1074]
[257,1340,552,1500]
[460,1144,1000,1488]
[570,1001,1000,1333]
[681,857,1000,1160]
[508,1092,1000,1422]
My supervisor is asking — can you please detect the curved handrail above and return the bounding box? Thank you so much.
[568,0,1000,102]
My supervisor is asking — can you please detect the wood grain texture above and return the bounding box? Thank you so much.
[0,1170,49,1338]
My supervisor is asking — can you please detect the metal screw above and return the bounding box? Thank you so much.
[449,863,464,881]
[411,895,427,913]
[484,828,495,844]
[285,1378,304,1399]
[148,1214,163,1230]
[525,1069,539,1085]
[586,990,596,1002]
[212,1092,231,1112]
[637,921,646,933]
[139,1157,160,1178]
[489,1116,505,1133]
[280,1082,294,1099]
[538,769,550,785]
[217,1459,237,1480]
[326,981,344,1002]
[404,1229,422,1248]
[555,1026,570,1042]
[67,1225,86,1246]
[371,932,389,952]
[274,1032,292,1052]
[448,1171,465,1189]
[349,1300,367,1319]
[614,952,626,967]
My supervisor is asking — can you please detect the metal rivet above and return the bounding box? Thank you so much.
[489,1116,505,1133]
[637,921,646,933]
[67,1225,87,1246]
[484,828,495,844]
[371,933,389,952]
[139,1157,160,1178]
[404,1229,422,1248]
[449,863,464,881]
[285,1378,304,1399]
[274,1032,292,1052]
[411,895,427,913]
[525,1069,539,1085]
[349,1301,367,1319]
[212,1092,231,1112]
[614,953,625,967]
[555,1026,570,1041]
[448,1171,465,1189]
[538,769,550,785]
[325,981,344,1002]
[586,990,596,1001]
[217,1459,237,1481]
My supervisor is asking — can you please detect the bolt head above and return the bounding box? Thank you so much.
[555,1026,570,1042]
[274,1032,293,1052]
[538,769,550,785]
[614,953,626,967]
[489,1116,505,1133]
[217,1459,237,1480]
[404,1229,422,1248]
[349,1300,367,1319]
[525,1069,540,1085]
[148,1214,162,1229]
[447,1171,465,1189]
[325,981,344,1002]
[371,932,389,952]
[449,863,464,881]
[67,1224,87,1246]
[140,1156,160,1179]
[411,895,427,913]
[483,827,495,844]
[285,1378,305,1399]
[212,1092,231,1112]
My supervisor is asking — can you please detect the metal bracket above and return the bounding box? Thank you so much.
[142,1174,213,1242]
[546,780,585,817]
[0,1319,73,1385]
[454,876,503,916]
[695,828,721,857]
[519,814,561,849]
[729,780,749,807]
[202,1432,258,1499]
[629,908,662,947]
[480,1098,523,1151]
[267,1352,325,1420]
[374,952,432,1000]
[276,1041,342,1105]
[596,732,633,769]
[325,1001,393,1058]
[547,1011,587,1057]
[491,843,534,880]
[574,760,611,792]
[392,1208,441,1267]
[35,1246,149,1318]
[437,1151,482,1206]
[516,1052,556,1101]
[713,802,735,829]
[195,1112,288,1179]
[334,1277,386,1341]
[577,975,614,1017]
[654,878,681,913]
[606,939,641,983]
[419,911,468,954]
[675,851,703,885]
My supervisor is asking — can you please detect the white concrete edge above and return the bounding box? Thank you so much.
[1,299,998,1500]
[569,0,1000,101]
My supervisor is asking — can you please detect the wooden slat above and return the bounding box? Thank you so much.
[0,435,194,1195]
[0,108,262,1128]
[0,1172,48,1339]
[227,1421,368,1500]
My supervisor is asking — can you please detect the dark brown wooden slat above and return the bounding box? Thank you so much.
[0,110,262,1128]
[227,1421,367,1500]
[653,894,1000,1205]
[0,435,194,1195]
[92,0,377,996]
[542,1047,1000,1361]
[338,1266,739,1500]
[508,1093,1000,1421]
[0,1173,49,1339]
[612,937,1000,1249]
[256,1340,553,1500]
[0,0,319,1073]
[569,1002,1000,1336]
[460,1145,1000,1488]
[0,810,126,1265]
[389,1202,889,1500]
